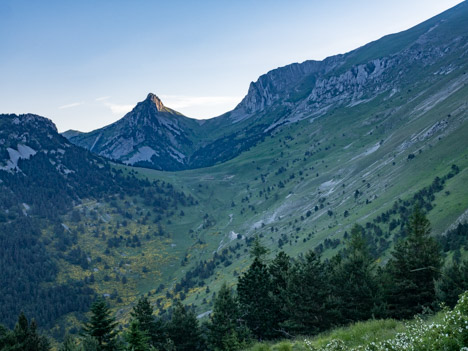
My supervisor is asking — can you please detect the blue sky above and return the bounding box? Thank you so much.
[0,0,464,132]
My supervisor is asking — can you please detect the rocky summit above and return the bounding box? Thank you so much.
[65,93,202,170]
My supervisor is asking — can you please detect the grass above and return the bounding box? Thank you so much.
[243,305,463,351]
[244,319,408,351]
[304,319,407,349]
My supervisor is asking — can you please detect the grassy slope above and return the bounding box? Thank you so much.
[244,319,408,350]
[119,59,468,315]
[243,314,442,351]
[49,13,468,326]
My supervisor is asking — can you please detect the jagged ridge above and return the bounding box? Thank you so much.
[65,2,468,172]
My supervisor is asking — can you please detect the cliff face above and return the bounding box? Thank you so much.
[225,2,468,127]
[228,56,345,121]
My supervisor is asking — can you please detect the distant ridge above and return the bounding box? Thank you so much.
[65,1,468,172]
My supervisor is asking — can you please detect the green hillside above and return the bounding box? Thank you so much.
[127,62,468,316]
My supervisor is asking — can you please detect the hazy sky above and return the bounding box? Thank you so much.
[0,0,464,132]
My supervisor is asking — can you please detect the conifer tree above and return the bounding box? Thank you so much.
[385,205,442,318]
[268,251,291,337]
[436,259,468,308]
[82,298,118,351]
[219,330,242,351]
[124,320,150,351]
[237,257,276,340]
[167,301,204,351]
[0,324,8,346]
[282,251,330,336]
[130,297,168,349]
[0,312,51,351]
[331,224,381,322]
[131,297,155,334]
[250,235,269,260]
[207,283,249,351]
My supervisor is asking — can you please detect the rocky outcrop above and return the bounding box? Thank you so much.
[227,56,345,122]
[1,114,61,162]
[0,113,107,178]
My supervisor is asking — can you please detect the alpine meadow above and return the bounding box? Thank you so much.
[1,2,468,351]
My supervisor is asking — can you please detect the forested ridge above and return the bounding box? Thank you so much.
[0,114,196,330]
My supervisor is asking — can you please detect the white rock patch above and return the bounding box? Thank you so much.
[125,146,158,164]
[0,144,37,171]
[350,142,380,161]
[229,231,239,240]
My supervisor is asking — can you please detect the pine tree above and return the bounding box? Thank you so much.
[0,324,8,346]
[385,205,442,318]
[331,224,381,323]
[207,283,250,351]
[282,251,331,336]
[1,312,51,351]
[82,298,118,351]
[124,320,150,351]
[436,259,468,308]
[250,235,269,260]
[131,297,154,333]
[237,257,276,340]
[167,301,204,351]
[13,312,30,346]
[130,297,168,349]
[268,251,291,337]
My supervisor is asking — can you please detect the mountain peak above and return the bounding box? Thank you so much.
[146,93,165,111]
